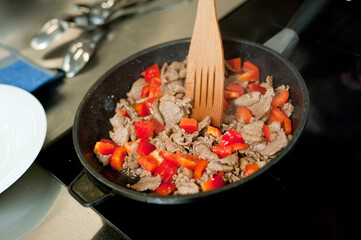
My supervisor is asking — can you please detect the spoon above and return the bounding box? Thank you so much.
[30,0,148,51]
[62,29,104,78]
[185,0,225,128]
[62,0,190,78]
[30,15,84,50]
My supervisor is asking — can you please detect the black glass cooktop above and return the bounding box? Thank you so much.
[37,0,361,239]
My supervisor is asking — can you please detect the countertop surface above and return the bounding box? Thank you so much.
[0,0,246,239]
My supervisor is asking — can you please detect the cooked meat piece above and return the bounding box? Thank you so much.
[175,182,199,195]
[160,62,168,80]
[280,102,294,118]
[263,126,288,156]
[130,175,161,192]
[240,120,264,145]
[109,112,127,129]
[116,99,138,119]
[127,78,148,101]
[109,112,133,145]
[175,166,194,184]
[198,116,211,132]
[207,153,238,172]
[252,142,267,155]
[193,142,218,161]
[261,75,273,89]
[95,152,111,166]
[207,161,234,172]
[152,131,187,154]
[238,149,263,161]
[274,84,289,95]
[169,61,186,72]
[161,80,185,96]
[233,91,261,107]
[123,140,140,170]
[162,61,186,82]
[150,101,164,125]
[249,88,275,120]
[159,94,191,126]
[219,153,239,167]
[109,127,130,146]
[171,127,198,147]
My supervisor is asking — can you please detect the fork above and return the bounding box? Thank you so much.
[185,0,225,128]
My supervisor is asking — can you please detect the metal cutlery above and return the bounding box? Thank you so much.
[31,0,189,78]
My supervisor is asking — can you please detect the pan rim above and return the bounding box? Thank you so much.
[73,37,309,204]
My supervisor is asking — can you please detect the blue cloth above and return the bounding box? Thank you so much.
[0,44,63,92]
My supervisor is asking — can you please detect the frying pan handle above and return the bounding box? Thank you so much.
[68,170,114,207]
[263,0,331,58]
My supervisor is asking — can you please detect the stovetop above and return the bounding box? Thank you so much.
[36,0,361,239]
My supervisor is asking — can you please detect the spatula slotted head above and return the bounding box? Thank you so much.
[185,0,225,128]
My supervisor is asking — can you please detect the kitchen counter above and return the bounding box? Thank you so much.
[1,0,360,239]
[0,0,246,239]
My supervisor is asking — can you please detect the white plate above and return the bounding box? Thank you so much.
[0,84,47,193]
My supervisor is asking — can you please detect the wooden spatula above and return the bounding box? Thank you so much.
[185,0,225,128]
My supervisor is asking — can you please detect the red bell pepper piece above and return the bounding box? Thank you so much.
[149,77,163,98]
[118,110,129,118]
[271,90,289,107]
[268,107,292,135]
[200,172,225,192]
[237,60,260,82]
[154,160,178,183]
[220,129,244,146]
[145,97,158,115]
[205,125,221,138]
[180,118,198,134]
[224,90,242,100]
[223,97,230,111]
[159,151,177,164]
[110,146,127,170]
[249,82,266,95]
[134,120,154,139]
[263,125,271,143]
[174,152,199,169]
[242,60,259,73]
[141,64,160,83]
[137,155,159,173]
[212,145,232,158]
[136,138,156,156]
[134,102,149,117]
[226,57,242,71]
[213,143,248,158]
[150,118,165,134]
[231,143,248,152]
[243,164,259,177]
[237,70,259,82]
[153,183,176,195]
[149,149,164,164]
[225,83,244,95]
[236,106,252,124]
[283,117,292,135]
[268,107,287,125]
[141,85,150,98]
[94,139,117,155]
[194,159,208,180]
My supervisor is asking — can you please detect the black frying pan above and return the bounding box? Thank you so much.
[69,0,328,206]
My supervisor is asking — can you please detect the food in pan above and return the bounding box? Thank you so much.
[93,57,294,195]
